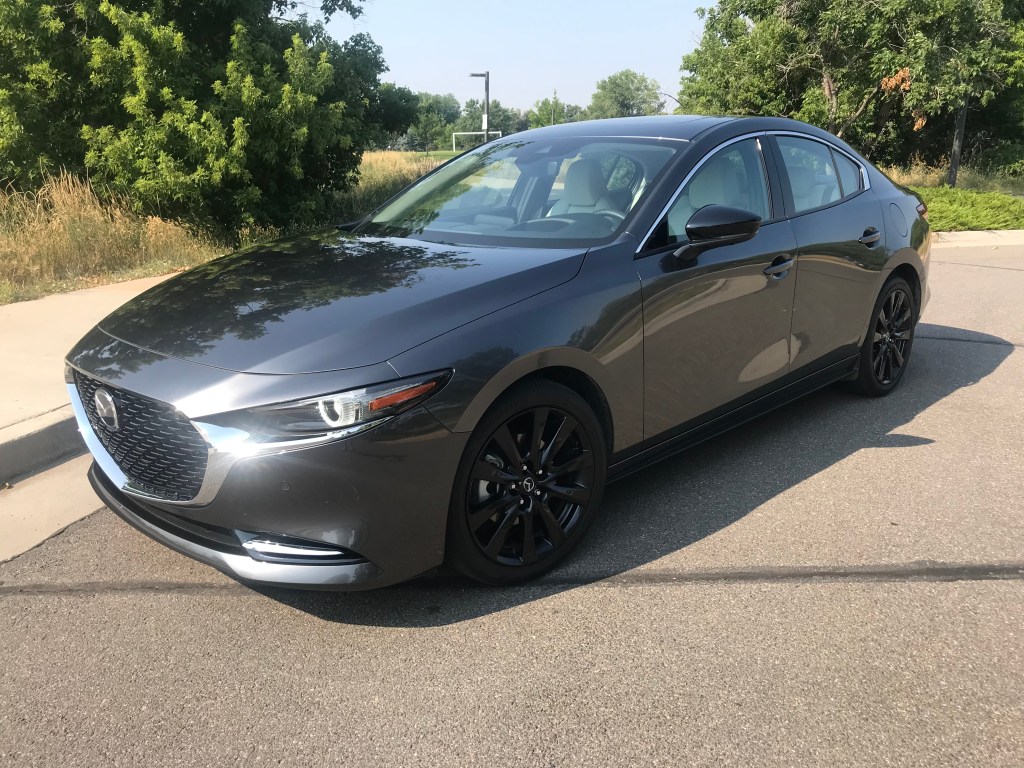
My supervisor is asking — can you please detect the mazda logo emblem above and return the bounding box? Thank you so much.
[93,388,120,431]
[521,477,536,493]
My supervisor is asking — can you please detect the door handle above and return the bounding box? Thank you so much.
[858,228,881,246]
[763,255,794,278]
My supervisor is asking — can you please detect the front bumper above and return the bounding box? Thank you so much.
[75,390,469,590]
[91,463,384,589]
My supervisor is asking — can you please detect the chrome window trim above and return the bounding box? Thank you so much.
[635,131,769,254]
[769,131,871,192]
[523,135,691,143]
[635,129,874,255]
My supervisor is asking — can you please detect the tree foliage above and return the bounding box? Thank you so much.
[526,93,585,129]
[0,0,415,231]
[678,0,1020,165]
[453,100,529,140]
[402,93,461,150]
[587,70,665,119]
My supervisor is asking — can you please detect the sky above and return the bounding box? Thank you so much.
[327,0,708,112]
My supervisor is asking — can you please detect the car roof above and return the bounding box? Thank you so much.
[511,115,845,146]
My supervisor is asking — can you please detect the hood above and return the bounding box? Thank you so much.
[98,230,586,374]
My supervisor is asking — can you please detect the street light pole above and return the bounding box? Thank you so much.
[469,71,490,143]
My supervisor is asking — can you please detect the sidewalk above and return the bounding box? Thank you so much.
[1,228,1023,484]
[931,229,1024,247]
[0,273,173,482]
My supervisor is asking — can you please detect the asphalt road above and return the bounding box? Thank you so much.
[2,245,1022,767]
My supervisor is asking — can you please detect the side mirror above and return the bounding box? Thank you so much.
[673,205,762,262]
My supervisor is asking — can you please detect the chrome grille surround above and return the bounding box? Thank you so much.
[74,371,208,502]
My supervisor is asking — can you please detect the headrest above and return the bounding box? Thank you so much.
[689,156,734,209]
[785,165,814,189]
[563,159,607,206]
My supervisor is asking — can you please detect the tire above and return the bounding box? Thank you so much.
[852,276,917,397]
[446,380,608,585]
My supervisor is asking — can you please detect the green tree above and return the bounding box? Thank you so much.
[0,0,414,230]
[0,0,91,185]
[405,92,461,150]
[587,70,665,119]
[678,0,1019,175]
[370,83,419,148]
[453,99,528,145]
[526,93,585,128]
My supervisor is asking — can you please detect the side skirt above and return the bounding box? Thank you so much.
[607,356,858,483]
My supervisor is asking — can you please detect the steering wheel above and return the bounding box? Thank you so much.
[598,210,626,222]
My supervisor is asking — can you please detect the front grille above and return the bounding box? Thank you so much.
[75,372,208,501]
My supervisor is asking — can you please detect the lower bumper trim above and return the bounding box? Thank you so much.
[89,463,384,589]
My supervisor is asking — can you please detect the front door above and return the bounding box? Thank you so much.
[637,137,799,439]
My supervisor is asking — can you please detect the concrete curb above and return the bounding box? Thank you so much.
[0,406,84,484]
[932,230,1024,247]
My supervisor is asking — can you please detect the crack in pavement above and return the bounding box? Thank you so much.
[932,260,1024,273]
[565,561,1024,587]
[916,334,1022,349]
[2,561,1022,596]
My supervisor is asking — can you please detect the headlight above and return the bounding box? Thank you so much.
[203,370,451,444]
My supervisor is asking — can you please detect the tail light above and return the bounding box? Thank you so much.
[916,201,928,221]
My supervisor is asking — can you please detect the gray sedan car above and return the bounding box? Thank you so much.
[66,115,930,589]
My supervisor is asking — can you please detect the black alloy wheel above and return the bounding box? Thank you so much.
[854,276,916,397]
[447,381,607,584]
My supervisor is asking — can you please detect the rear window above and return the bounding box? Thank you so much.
[833,151,863,197]
[777,136,841,213]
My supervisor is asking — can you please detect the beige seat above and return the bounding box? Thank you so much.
[549,159,620,216]
[786,165,817,211]
[667,155,745,238]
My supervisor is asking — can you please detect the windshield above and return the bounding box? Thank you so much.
[356,138,681,248]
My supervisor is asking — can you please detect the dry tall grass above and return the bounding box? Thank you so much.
[881,161,1024,196]
[1,153,447,305]
[235,152,446,248]
[0,173,223,304]
[332,151,444,223]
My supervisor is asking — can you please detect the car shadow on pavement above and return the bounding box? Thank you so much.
[257,323,1014,627]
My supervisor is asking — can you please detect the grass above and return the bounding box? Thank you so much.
[881,161,1024,231]
[330,151,444,224]
[0,152,448,305]
[422,150,460,161]
[0,173,225,305]
[909,185,1024,232]
[882,161,1024,197]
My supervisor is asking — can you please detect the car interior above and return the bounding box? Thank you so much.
[369,140,678,243]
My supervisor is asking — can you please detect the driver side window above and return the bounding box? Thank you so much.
[663,139,771,244]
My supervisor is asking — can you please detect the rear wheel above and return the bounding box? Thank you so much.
[446,381,607,585]
[853,276,916,397]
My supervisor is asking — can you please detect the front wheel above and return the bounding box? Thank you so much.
[852,276,916,397]
[446,381,607,585]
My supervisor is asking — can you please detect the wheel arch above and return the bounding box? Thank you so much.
[888,260,923,320]
[451,349,618,455]
[856,246,926,346]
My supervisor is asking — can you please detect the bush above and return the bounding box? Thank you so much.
[910,185,1024,231]
[0,1,417,233]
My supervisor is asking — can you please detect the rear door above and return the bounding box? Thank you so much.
[636,136,799,439]
[769,134,886,374]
